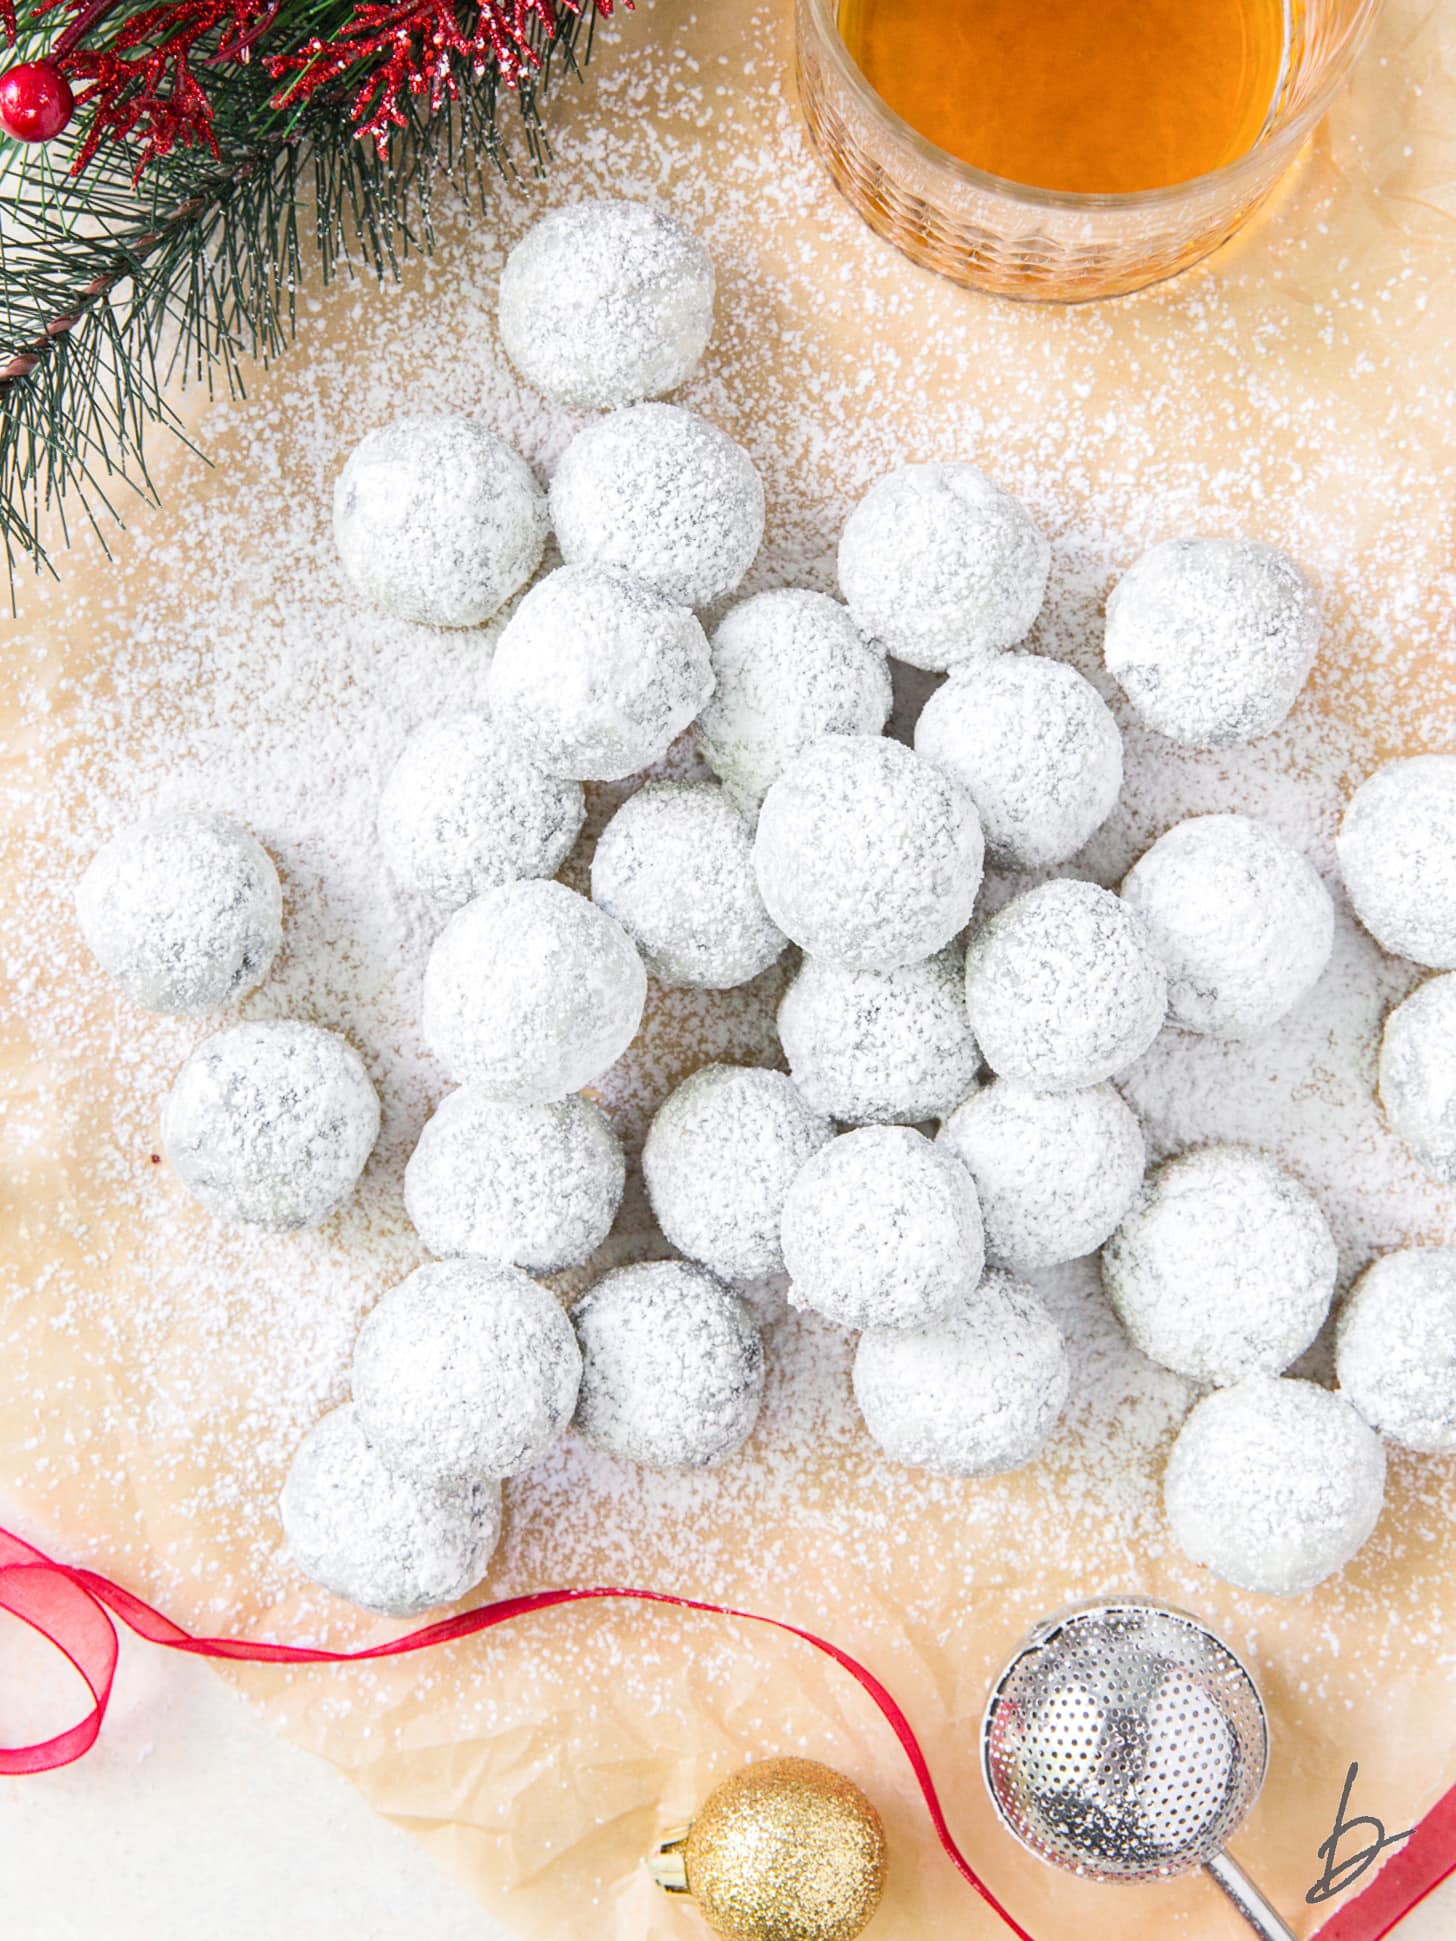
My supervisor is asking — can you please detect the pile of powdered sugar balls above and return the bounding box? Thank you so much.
[70,199,1456,1616]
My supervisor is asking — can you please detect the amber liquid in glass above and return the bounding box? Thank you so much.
[837,0,1289,195]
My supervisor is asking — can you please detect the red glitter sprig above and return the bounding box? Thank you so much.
[266,0,618,155]
[11,0,278,173]
[2,0,621,175]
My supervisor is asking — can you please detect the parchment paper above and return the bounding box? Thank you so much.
[3,2,1456,1937]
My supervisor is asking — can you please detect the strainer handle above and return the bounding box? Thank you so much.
[1204,1850,1297,1940]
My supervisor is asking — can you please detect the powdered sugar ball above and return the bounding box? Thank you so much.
[281,1404,501,1617]
[162,1021,380,1230]
[378,713,584,911]
[421,880,646,1100]
[964,880,1166,1093]
[572,1261,764,1469]
[854,1271,1069,1476]
[1103,1144,1336,1387]
[939,1078,1145,1273]
[333,416,546,629]
[753,736,983,972]
[1378,975,1456,1182]
[591,782,786,989]
[643,1065,832,1283]
[1337,756,1456,968]
[700,591,892,810]
[777,947,980,1126]
[550,405,763,609]
[405,1089,624,1271]
[1104,538,1321,749]
[75,809,281,1016]
[1120,814,1334,1039]
[781,1124,984,1330]
[498,201,714,409]
[914,655,1123,869]
[486,563,713,782]
[352,1260,580,1486]
[1336,1248,1456,1454]
[1164,1377,1385,1596]
[838,464,1050,672]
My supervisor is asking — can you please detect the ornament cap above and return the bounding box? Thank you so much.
[647,1824,692,1895]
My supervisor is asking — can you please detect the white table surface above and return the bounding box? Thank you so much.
[0,1633,501,1940]
[0,1500,500,1939]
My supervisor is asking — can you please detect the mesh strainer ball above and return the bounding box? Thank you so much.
[982,1599,1295,1939]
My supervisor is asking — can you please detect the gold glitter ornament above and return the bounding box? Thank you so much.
[648,1755,887,1941]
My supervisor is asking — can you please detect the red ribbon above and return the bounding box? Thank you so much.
[0,1522,1035,1940]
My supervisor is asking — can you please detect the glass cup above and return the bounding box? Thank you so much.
[796,0,1383,301]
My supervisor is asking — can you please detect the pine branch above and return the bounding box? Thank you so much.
[0,0,605,597]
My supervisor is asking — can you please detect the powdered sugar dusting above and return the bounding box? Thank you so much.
[497,199,715,410]
[1337,755,1456,969]
[377,712,585,911]
[838,463,1050,671]
[777,946,979,1127]
[939,1078,1146,1275]
[1336,1249,1456,1455]
[590,780,785,989]
[161,1020,381,1231]
[1103,1144,1338,1389]
[74,808,282,1017]
[914,653,1123,870]
[280,1404,503,1617]
[550,403,764,608]
[1165,1377,1387,1597]
[404,1089,624,1272]
[781,1125,985,1331]
[1103,537,1321,749]
[853,1271,1070,1479]
[965,880,1168,1092]
[753,735,984,971]
[701,589,892,809]
[572,1259,764,1469]
[1120,812,1335,1039]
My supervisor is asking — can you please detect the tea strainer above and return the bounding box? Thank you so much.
[981,1597,1295,1940]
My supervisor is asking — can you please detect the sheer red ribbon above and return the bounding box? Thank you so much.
[0,1522,1035,1940]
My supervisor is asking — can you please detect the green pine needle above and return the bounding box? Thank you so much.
[0,4,599,597]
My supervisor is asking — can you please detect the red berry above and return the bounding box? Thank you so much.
[0,61,75,144]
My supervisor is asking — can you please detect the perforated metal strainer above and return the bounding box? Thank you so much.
[981,1598,1295,1939]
